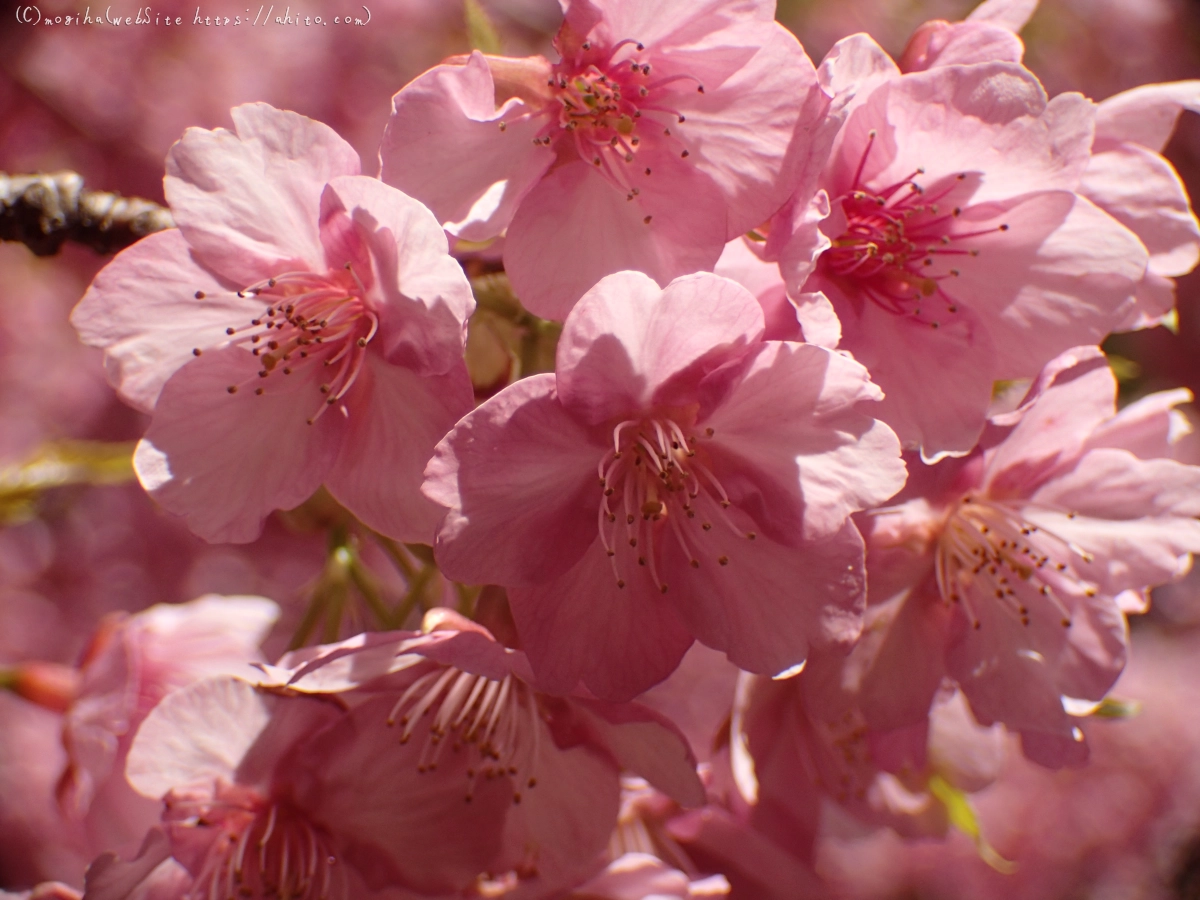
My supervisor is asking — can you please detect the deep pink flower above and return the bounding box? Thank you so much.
[381,0,827,320]
[253,609,705,897]
[854,347,1200,766]
[71,103,475,544]
[424,271,905,700]
[769,36,1150,459]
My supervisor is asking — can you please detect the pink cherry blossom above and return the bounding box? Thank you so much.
[253,609,705,897]
[1081,81,1200,329]
[57,595,278,861]
[71,103,475,544]
[424,270,906,700]
[381,0,827,320]
[772,36,1150,459]
[854,347,1200,766]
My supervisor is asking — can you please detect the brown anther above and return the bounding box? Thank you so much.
[194,290,206,299]
[255,387,264,395]
[192,348,202,356]
[227,385,238,394]
[644,215,653,224]
[680,149,690,158]
[226,327,236,335]
[718,556,729,566]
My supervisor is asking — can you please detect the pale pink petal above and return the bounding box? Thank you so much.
[951,192,1146,375]
[1081,145,1200,278]
[817,33,901,116]
[791,292,842,348]
[509,541,695,700]
[701,341,905,541]
[291,694,511,894]
[851,66,1089,204]
[965,0,1039,31]
[1122,270,1181,330]
[133,346,345,544]
[570,853,693,900]
[571,699,706,807]
[503,151,728,320]
[830,290,998,460]
[899,19,1025,72]
[662,515,867,676]
[713,237,801,341]
[124,678,270,799]
[1093,80,1200,153]
[1084,387,1194,459]
[982,347,1115,496]
[321,176,475,376]
[325,355,473,544]
[573,0,775,52]
[676,24,825,237]
[70,230,260,412]
[767,190,831,297]
[165,103,360,285]
[426,374,603,586]
[556,272,764,425]
[381,52,555,241]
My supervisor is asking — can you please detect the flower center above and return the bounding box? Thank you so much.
[935,495,1097,632]
[386,663,542,806]
[203,265,378,423]
[503,37,704,200]
[164,782,343,900]
[822,130,1009,328]
[596,417,755,593]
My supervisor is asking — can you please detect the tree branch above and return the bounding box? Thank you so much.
[0,171,173,256]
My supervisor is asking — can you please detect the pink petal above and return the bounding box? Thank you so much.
[701,341,905,541]
[571,699,706,807]
[321,176,475,376]
[426,374,603,586]
[292,694,510,894]
[83,828,173,900]
[575,0,775,53]
[134,346,345,544]
[165,103,360,285]
[509,541,695,700]
[714,237,802,341]
[381,52,555,241]
[1084,387,1194,460]
[899,20,1025,72]
[1081,145,1200,278]
[493,739,619,897]
[1093,80,1200,153]
[556,271,764,425]
[124,677,270,799]
[817,34,901,116]
[325,355,473,544]
[857,586,953,732]
[70,230,260,412]
[503,150,728,320]
[676,24,826,238]
[983,347,1115,497]
[661,514,868,676]
[951,192,1147,376]
[965,0,1039,31]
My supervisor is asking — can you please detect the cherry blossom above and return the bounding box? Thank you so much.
[855,347,1200,765]
[71,103,475,544]
[424,270,905,700]
[381,0,827,319]
[253,609,705,897]
[770,34,1150,459]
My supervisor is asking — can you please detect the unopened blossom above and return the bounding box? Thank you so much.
[71,103,475,544]
[425,271,906,700]
[381,0,827,319]
[767,31,1149,459]
[855,347,1200,766]
[255,609,706,897]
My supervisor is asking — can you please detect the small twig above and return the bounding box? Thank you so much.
[0,171,174,256]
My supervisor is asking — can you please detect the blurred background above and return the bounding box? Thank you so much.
[1,1,1199,896]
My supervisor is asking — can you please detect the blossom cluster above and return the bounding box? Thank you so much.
[5,0,1200,897]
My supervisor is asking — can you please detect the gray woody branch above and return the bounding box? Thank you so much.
[0,171,173,256]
